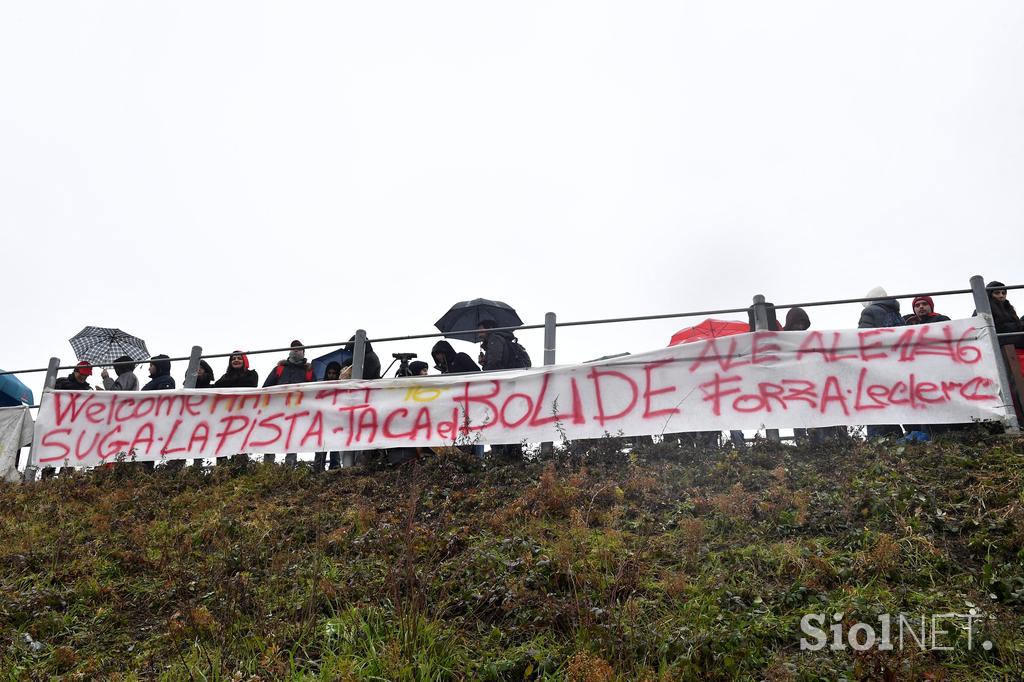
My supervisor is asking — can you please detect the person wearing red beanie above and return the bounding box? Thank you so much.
[903,295,951,325]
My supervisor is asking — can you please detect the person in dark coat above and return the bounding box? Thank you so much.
[986,281,1024,348]
[263,341,315,466]
[101,356,139,391]
[46,361,94,476]
[903,295,951,325]
[137,355,175,469]
[55,361,93,390]
[783,308,811,331]
[858,287,905,329]
[313,362,343,472]
[476,320,518,371]
[264,340,316,387]
[408,361,429,376]
[341,336,382,380]
[476,320,523,460]
[214,351,259,388]
[211,352,258,466]
[141,355,175,391]
[431,340,480,374]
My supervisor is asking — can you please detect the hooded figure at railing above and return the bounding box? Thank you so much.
[141,355,175,391]
[986,282,1023,345]
[431,340,480,374]
[341,336,382,380]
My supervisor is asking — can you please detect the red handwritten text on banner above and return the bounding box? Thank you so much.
[32,319,1007,466]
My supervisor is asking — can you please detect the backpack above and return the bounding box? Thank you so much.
[508,338,532,368]
[276,364,314,381]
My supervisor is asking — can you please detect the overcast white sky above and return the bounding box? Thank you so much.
[2,1,1022,401]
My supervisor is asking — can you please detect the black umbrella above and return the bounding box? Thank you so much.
[69,326,150,365]
[435,298,523,343]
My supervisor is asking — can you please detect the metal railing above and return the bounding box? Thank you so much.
[5,275,1022,479]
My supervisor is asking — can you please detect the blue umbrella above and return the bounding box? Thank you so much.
[0,371,34,408]
[311,348,353,381]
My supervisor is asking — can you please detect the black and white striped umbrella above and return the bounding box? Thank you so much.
[69,326,150,365]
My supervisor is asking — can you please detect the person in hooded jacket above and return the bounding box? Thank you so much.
[214,351,259,388]
[263,341,315,465]
[142,355,176,391]
[137,355,175,470]
[340,336,382,380]
[858,287,905,329]
[431,340,480,374]
[783,308,811,332]
[903,296,951,326]
[101,356,139,391]
[985,281,1024,349]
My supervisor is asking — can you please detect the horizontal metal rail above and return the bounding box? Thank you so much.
[1,281,1021,378]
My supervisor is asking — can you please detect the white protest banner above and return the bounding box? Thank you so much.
[0,406,34,482]
[32,318,1008,467]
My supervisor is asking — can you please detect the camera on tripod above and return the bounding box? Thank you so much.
[392,352,417,377]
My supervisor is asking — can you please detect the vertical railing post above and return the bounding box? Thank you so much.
[24,357,61,481]
[543,313,556,366]
[351,330,366,382]
[182,346,202,389]
[970,276,1021,433]
[541,313,557,455]
[752,295,781,443]
[342,330,367,467]
[182,346,204,467]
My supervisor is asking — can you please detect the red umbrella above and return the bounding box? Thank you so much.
[668,318,751,346]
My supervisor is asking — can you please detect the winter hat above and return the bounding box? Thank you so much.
[911,295,934,312]
[863,286,887,308]
[75,360,93,376]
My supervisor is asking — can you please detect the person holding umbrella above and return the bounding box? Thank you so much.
[101,356,140,391]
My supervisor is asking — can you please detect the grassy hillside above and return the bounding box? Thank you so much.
[0,433,1022,680]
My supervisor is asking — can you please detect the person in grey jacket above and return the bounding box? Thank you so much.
[858,286,906,329]
[101,356,140,391]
